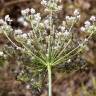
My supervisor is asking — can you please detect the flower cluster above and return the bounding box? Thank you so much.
[0,0,95,94]
[0,15,13,35]
[65,9,80,26]
[0,6,95,66]
[80,16,96,34]
[41,0,62,12]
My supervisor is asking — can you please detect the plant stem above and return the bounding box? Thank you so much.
[47,64,52,96]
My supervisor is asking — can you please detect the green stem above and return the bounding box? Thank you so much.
[47,65,52,96]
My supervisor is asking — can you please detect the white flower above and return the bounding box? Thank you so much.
[41,0,47,6]
[16,47,22,50]
[22,33,27,38]
[44,19,49,25]
[77,15,80,19]
[0,51,3,56]
[44,19,50,28]
[30,8,35,14]
[57,32,62,36]
[34,13,41,21]
[67,59,71,63]
[5,15,12,22]
[17,17,28,27]
[26,84,30,89]
[64,30,70,36]
[21,10,26,15]
[65,16,70,20]
[90,16,96,22]
[21,8,30,15]
[15,29,22,34]
[80,27,85,31]
[84,38,88,42]
[25,8,30,13]
[74,9,80,16]
[23,21,29,27]
[84,21,91,28]
[66,16,76,21]
[59,26,65,31]
[18,17,24,23]
[70,16,76,21]
[58,5,63,10]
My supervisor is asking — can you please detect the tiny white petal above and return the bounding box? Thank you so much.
[90,16,96,21]
[15,29,22,34]
[5,15,12,22]
[17,17,24,23]
[41,0,47,5]
[80,27,85,31]
[64,30,70,36]
[74,9,80,16]
[30,8,35,14]
[84,21,91,28]
[65,16,70,20]
[0,51,3,56]
[22,33,27,38]
[26,84,30,89]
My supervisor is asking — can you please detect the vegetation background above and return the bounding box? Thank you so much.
[0,0,96,96]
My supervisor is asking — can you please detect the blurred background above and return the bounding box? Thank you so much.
[0,0,96,96]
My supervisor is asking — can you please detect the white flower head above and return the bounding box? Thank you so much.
[44,19,50,28]
[5,15,13,22]
[30,8,35,14]
[34,13,41,21]
[15,29,22,34]
[84,21,91,28]
[21,10,26,16]
[74,9,80,16]
[23,21,29,27]
[65,16,70,20]
[59,26,65,31]
[67,59,71,63]
[21,8,30,15]
[26,84,30,89]
[44,19,49,24]
[16,47,22,50]
[80,27,85,32]
[64,30,70,36]
[25,8,30,13]
[18,17,24,23]
[0,51,3,56]
[22,33,27,38]
[90,16,96,22]
[77,15,81,19]
[58,5,63,10]
[41,0,47,6]
[17,17,28,27]
[84,38,88,42]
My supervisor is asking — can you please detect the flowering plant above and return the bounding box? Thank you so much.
[0,0,96,96]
